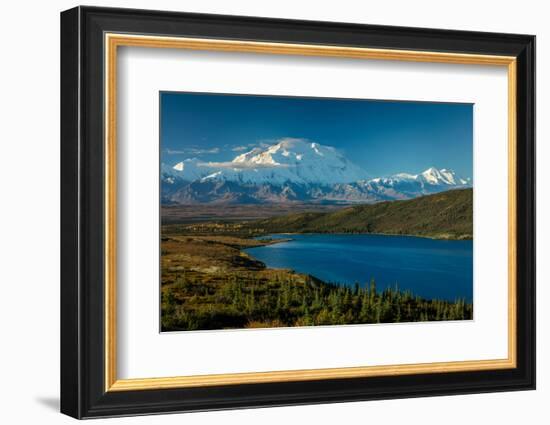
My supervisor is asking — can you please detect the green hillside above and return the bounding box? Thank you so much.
[251,188,473,240]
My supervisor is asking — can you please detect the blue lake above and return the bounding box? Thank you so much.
[245,234,473,302]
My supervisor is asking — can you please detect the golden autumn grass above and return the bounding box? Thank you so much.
[161,232,472,332]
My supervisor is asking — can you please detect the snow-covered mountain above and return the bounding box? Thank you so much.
[161,139,471,205]
[365,167,471,200]
[163,138,369,186]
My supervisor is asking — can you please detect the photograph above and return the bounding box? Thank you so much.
[159,92,474,332]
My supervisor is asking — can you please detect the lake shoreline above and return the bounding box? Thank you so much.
[161,232,473,331]
[256,231,472,241]
[244,232,473,303]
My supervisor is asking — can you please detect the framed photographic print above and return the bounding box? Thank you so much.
[60,6,535,419]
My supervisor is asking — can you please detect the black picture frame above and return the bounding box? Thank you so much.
[61,5,535,419]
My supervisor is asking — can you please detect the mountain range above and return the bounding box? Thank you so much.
[161,138,471,205]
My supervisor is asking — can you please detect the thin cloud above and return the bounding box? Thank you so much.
[254,137,308,148]
[166,147,220,155]
[200,161,288,170]
[231,146,249,152]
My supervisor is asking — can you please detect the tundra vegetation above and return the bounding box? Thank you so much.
[161,190,473,331]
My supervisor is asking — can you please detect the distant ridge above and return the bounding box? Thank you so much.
[248,188,473,240]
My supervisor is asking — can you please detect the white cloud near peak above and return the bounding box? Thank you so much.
[166,147,220,155]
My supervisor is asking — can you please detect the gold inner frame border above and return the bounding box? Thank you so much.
[104,33,517,392]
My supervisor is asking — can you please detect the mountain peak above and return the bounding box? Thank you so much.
[418,167,467,186]
[161,141,471,205]
[219,138,369,184]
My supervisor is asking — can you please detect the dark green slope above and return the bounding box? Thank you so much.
[252,188,473,240]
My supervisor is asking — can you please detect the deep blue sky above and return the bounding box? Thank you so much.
[160,92,473,178]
